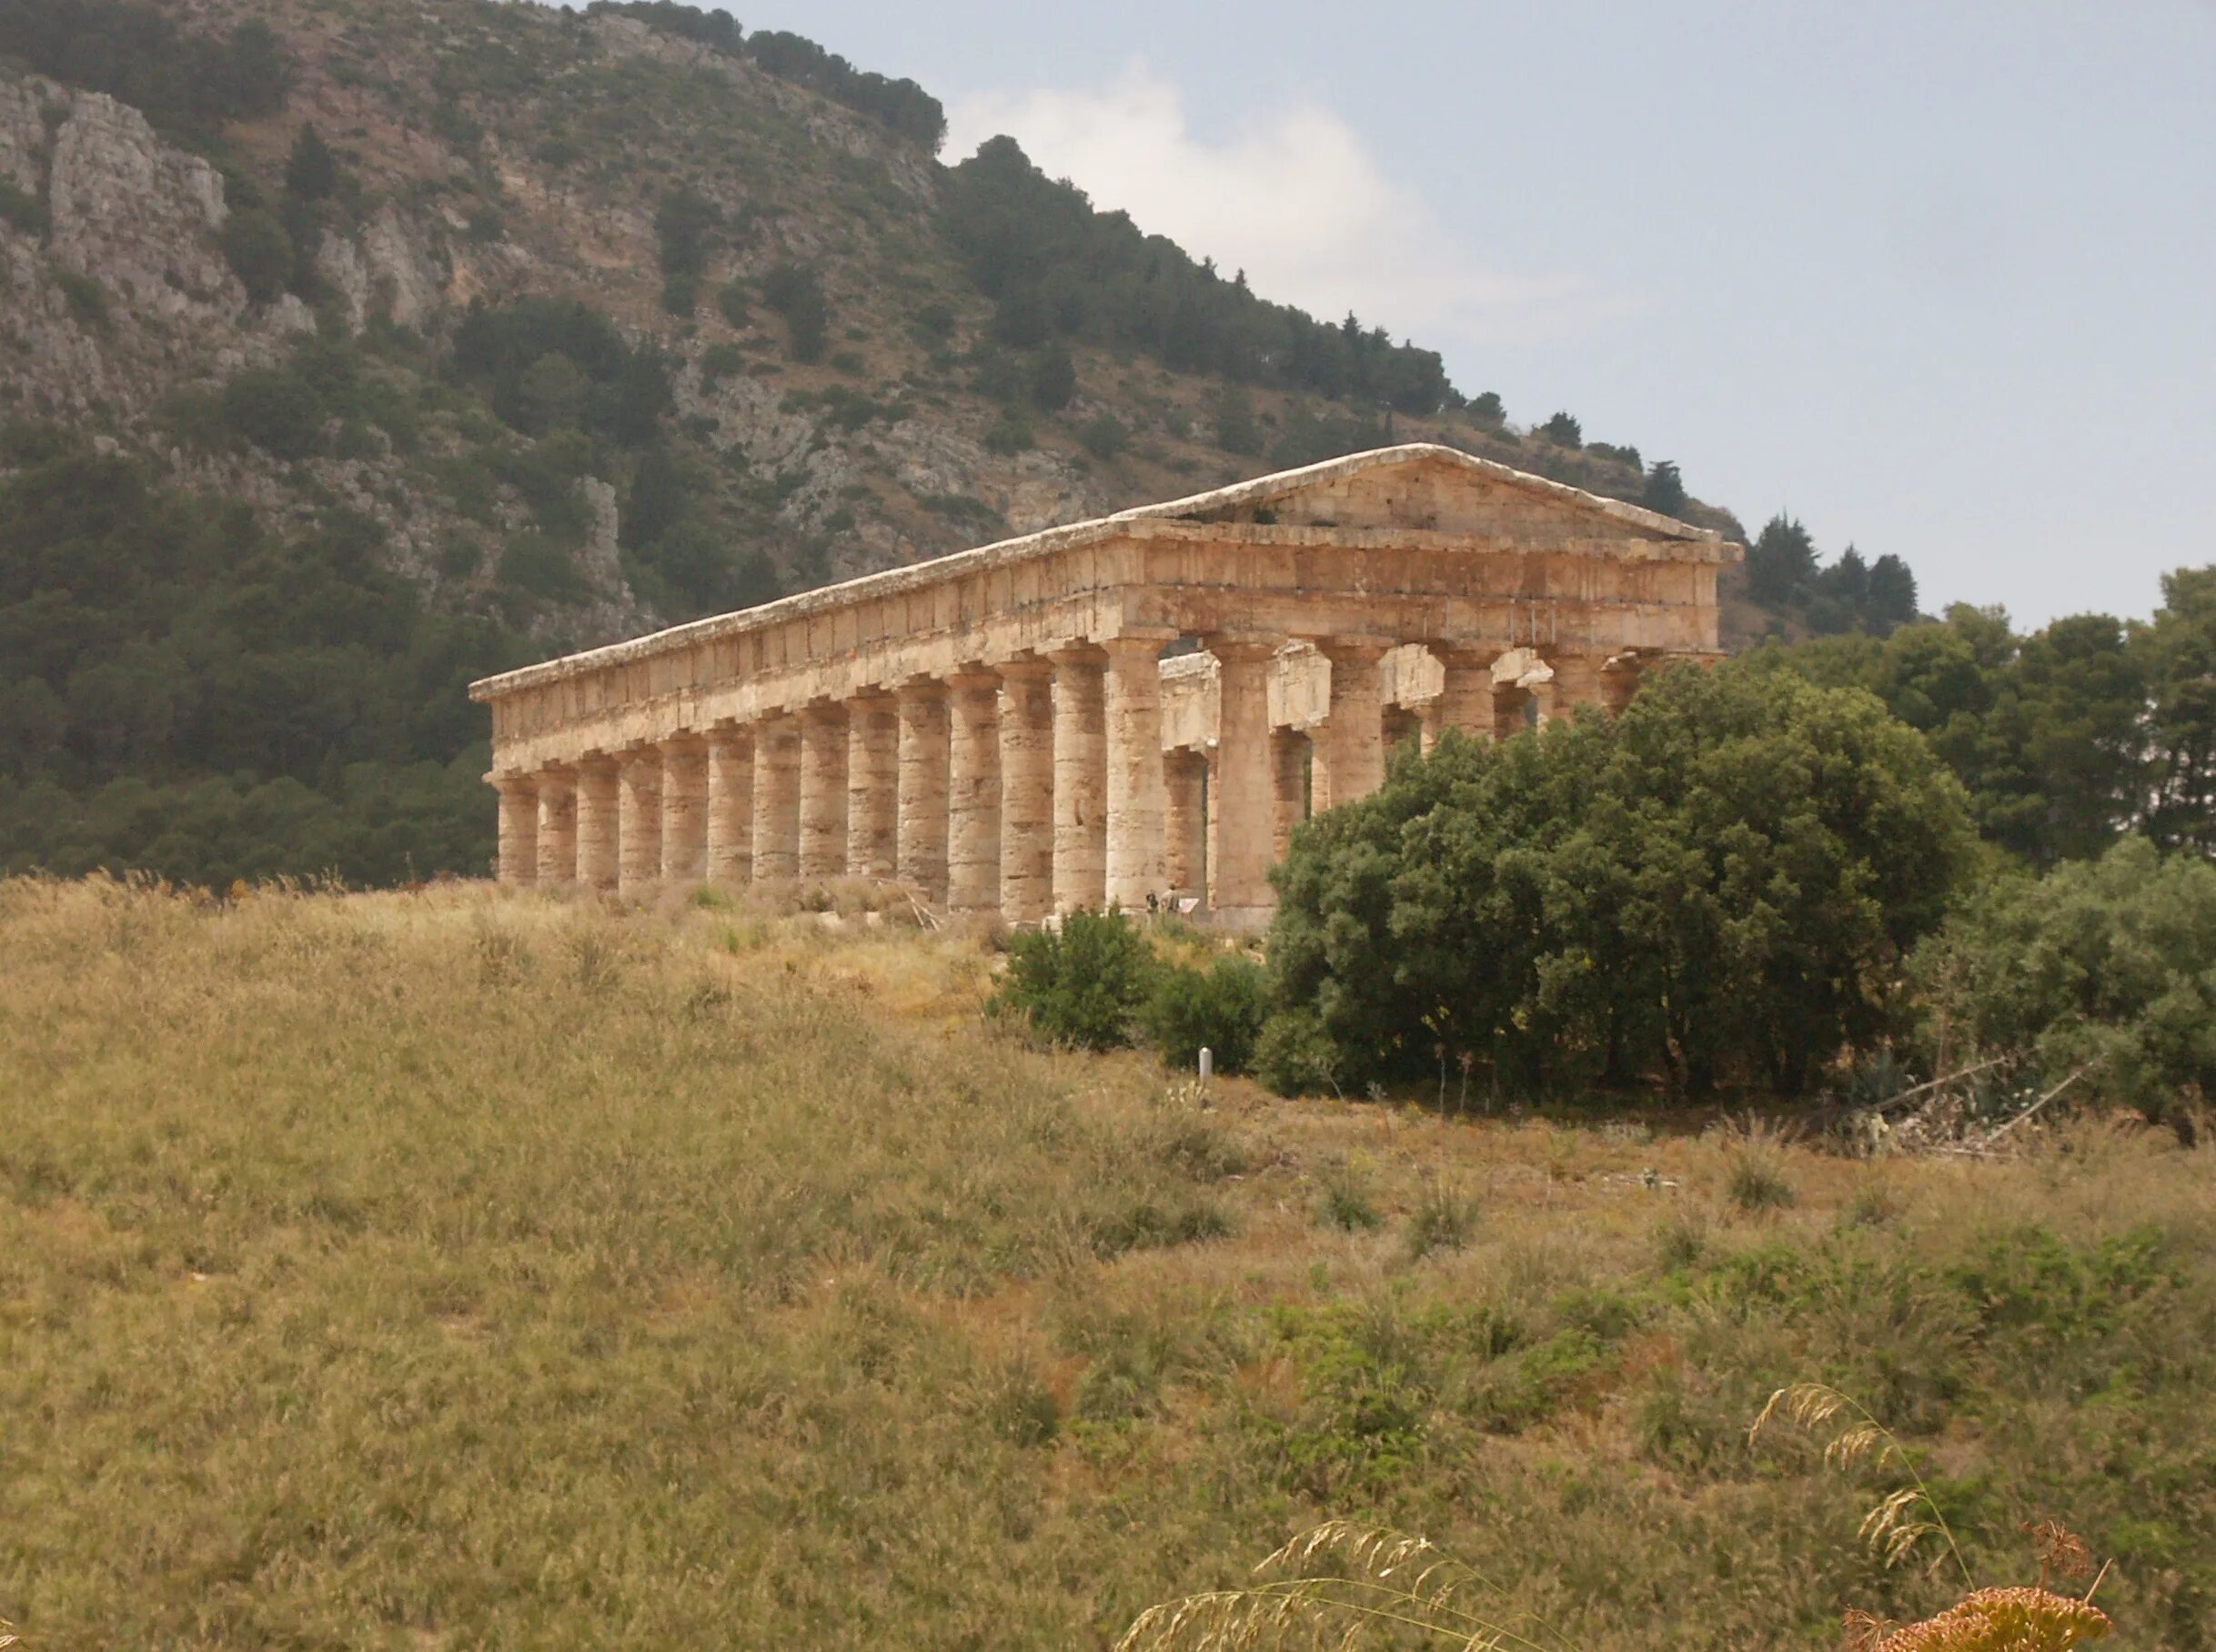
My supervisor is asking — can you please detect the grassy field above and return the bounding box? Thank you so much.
[1,878,2211,1649]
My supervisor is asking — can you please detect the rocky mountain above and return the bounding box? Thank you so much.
[0,0,1882,885]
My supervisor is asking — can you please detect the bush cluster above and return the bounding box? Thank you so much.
[990,910,1267,1075]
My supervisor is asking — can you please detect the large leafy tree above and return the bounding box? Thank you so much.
[1263,661,1975,1097]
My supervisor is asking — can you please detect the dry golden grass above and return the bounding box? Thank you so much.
[1,878,2212,1648]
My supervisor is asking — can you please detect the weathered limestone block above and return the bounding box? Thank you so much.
[536,767,578,885]
[495,776,538,886]
[1164,749,1208,902]
[617,749,663,895]
[997,660,1054,922]
[1435,647,1497,743]
[752,716,801,883]
[1314,642,1388,811]
[659,736,708,883]
[1103,639,1167,909]
[577,761,619,891]
[846,692,900,881]
[1271,729,1309,861]
[1208,640,1277,923]
[1051,649,1108,913]
[946,670,1002,913]
[705,728,752,882]
[896,681,951,905]
[798,703,850,881]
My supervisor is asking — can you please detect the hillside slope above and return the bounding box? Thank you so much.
[0,0,1884,883]
[1,879,2210,1646]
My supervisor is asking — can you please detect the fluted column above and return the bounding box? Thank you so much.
[659,736,707,884]
[1416,700,1445,756]
[1164,749,1208,902]
[494,774,538,886]
[896,680,951,904]
[704,726,752,883]
[995,659,1054,922]
[946,667,1002,914]
[1600,657,1644,716]
[1270,729,1308,862]
[1051,647,1108,914]
[535,766,578,886]
[575,758,619,891]
[1434,647,1496,743]
[846,691,900,881]
[617,747,663,896]
[1314,641,1387,811]
[751,714,801,884]
[1103,637,1167,910]
[1207,638,1277,923]
[799,702,850,881]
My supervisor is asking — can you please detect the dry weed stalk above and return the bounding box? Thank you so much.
[1116,1519,1576,1652]
[1749,1382,1972,1587]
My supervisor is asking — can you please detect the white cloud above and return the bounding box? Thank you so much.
[944,65,1627,350]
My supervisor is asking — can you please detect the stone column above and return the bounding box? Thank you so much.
[1416,699,1445,756]
[1103,637,1168,911]
[659,736,708,885]
[494,775,538,886]
[1547,653,1605,723]
[846,690,900,881]
[1270,729,1308,862]
[535,767,578,886]
[1600,657,1644,716]
[1164,749,1208,902]
[1051,647,1108,914]
[946,667,1002,914]
[575,758,619,891]
[704,727,752,883]
[896,680,951,905]
[751,714,801,884]
[1434,647,1496,743]
[1496,684,1536,741]
[997,658,1055,922]
[1207,639,1277,924]
[798,701,850,881]
[617,747,663,896]
[1314,642,1387,811]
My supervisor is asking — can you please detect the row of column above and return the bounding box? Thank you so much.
[493,641,1622,920]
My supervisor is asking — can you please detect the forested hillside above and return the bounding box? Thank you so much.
[0,0,2198,888]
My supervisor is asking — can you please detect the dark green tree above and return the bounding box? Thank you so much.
[1641,459,1687,517]
[284,123,339,202]
[1262,660,1973,1097]
[1537,411,1582,448]
[1746,513,1818,606]
[1028,344,1076,413]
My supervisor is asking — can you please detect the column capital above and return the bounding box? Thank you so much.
[944,662,1002,690]
[490,771,537,796]
[657,730,706,756]
[1047,640,1108,668]
[1101,634,1167,664]
[993,652,1054,683]
[893,674,947,705]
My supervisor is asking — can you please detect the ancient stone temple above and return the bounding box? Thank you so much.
[470,444,1739,925]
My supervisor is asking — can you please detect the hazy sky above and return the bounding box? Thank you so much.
[601,1,2216,626]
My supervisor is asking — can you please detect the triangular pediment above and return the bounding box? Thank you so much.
[1120,443,1718,544]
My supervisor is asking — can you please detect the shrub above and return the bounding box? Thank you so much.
[760,261,828,363]
[54,268,108,331]
[983,410,1032,454]
[219,368,324,459]
[1077,413,1127,460]
[0,178,45,234]
[1138,954,1266,1073]
[1263,659,1976,1098]
[660,271,698,316]
[989,908,1155,1052]
[1910,836,2216,1129]
[1314,1164,1381,1233]
[716,279,750,327]
[1403,1179,1476,1260]
[1727,1153,1798,1213]
[220,207,295,304]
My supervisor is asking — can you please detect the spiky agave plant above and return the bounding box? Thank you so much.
[1114,1519,1579,1652]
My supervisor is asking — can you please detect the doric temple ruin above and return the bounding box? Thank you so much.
[470,444,1739,925]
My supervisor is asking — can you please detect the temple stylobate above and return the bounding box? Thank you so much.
[470,444,1741,926]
